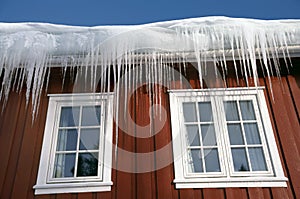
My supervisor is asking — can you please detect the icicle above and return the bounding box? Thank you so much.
[0,16,300,121]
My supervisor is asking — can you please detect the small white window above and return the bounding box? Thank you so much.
[169,88,287,188]
[34,93,114,195]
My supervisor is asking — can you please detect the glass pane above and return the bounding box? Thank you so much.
[204,149,221,172]
[53,153,76,178]
[82,106,101,126]
[244,123,261,144]
[57,129,78,151]
[231,148,249,172]
[249,147,268,171]
[77,152,98,177]
[186,125,200,146]
[183,103,197,122]
[240,101,256,120]
[227,124,244,145]
[59,106,80,127]
[190,149,203,173]
[198,102,213,122]
[224,101,239,121]
[79,128,100,150]
[201,124,217,146]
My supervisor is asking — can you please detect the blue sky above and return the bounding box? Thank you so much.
[0,0,300,26]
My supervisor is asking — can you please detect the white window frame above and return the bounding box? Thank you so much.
[34,93,114,195]
[169,87,287,188]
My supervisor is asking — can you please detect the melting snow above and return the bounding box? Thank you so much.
[1,16,300,118]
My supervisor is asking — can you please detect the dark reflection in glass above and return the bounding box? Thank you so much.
[227,124,244,145]
[201,124,217,146]
[186,125,200,146]
[198,102,213,122]
[77,153,98,177]
[59,107,80,127]
[79,128,100,150]
[244,123,261,144]
[204,149,221,172]
[82,106,101,126]
[249,147,267,171]
[240,101,256,120]
[231,148,249,172]
[183,103,197,122]
[53,153,76,178]
[190,149,203,172]
[224,101,239,121]
[56,129,78,151]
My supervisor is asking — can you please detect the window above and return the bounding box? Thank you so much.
[34,93,114,194]
[169,88,287,188]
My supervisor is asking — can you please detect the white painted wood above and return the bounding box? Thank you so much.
[34,93,114,195]
[169,88,287,188]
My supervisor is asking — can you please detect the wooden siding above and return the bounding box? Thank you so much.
[0,60,299,199]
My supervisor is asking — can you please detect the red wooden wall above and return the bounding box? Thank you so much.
[0,59,299,199]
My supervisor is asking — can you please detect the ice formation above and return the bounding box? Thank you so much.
[1,16,300,118]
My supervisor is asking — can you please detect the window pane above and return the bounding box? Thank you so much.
[190,149,203,173]
[186,125,200,146]
[231,148,249,172]
[249,147,268,171]
[224,101,239,121]
[53,153,76,178]
[183,103,197,122]
[227,124,244,145]
[56,129,78,151]
[59,106,80,127]
[79,128,100,150]
[198,102,213,122]
[244,123,261,144]
[240,101,256,120]
[82,106,101,126]
[77,152,98,177]
[201,124,217,146]
[204,149,221,172]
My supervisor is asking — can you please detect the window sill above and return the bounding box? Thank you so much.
[33,181,113,195]
[173,177,288,188]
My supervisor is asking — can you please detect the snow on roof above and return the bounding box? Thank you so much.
[1,16,300,58]
[1,16,300,117]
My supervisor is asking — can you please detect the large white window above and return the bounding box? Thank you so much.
[169,88,287,188]
[34,93,114,195]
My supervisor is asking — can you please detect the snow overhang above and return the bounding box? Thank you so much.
[1,16,300,118]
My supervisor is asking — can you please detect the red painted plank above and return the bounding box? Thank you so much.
[154,87,179,199]
[271,188,290,199]
[115,90,136,199]
[247,188,265,199]
[27,93,49,198]
[56,193,77,199]
[264,77,300,198]
[10,91,48,199]
[287,75,300,121]
[77,192,94,199]
[0,91,23,196]
[135,88,157,199]
[35,194,56,199]
[0,91,27,199]
[96,191,111,199]
[203,188,225,199]
[225,188,248,199]
[179,189,197,199]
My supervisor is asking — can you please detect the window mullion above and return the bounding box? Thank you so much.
[74,106,83,178]
[196,102,206,173]
[237,100,253,172]
[98,100,105,178]
[252,97,273,173]
[218,96,237,176]
[211,96,228,176]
